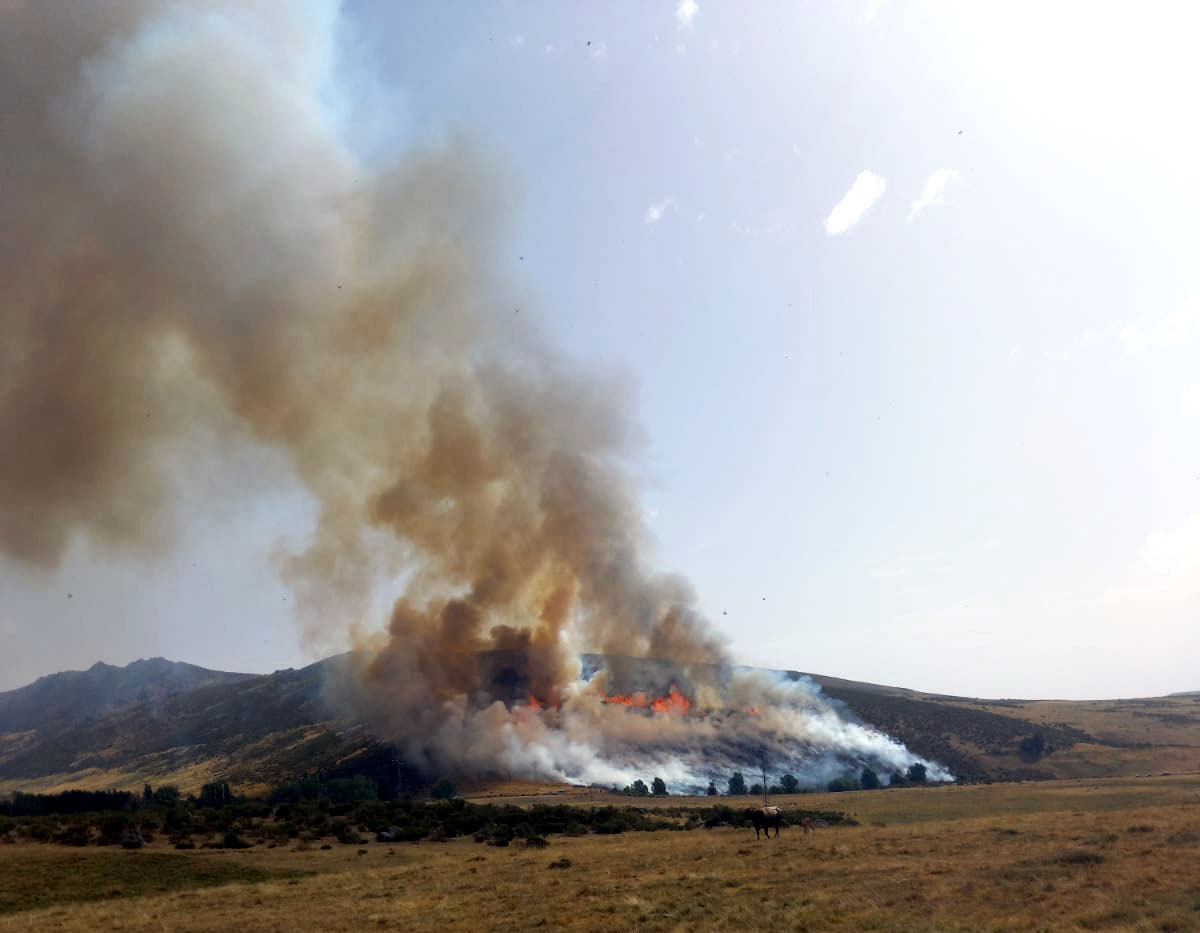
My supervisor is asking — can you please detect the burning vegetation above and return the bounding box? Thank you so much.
[1,0,947,792]
[601,685,692,714]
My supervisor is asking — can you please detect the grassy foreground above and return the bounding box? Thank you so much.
[2,775,1198,932]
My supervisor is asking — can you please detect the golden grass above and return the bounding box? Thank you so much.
[3,776,1199,932]
[926,694,1200,781]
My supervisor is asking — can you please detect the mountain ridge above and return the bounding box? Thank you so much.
[3,655,1199,796]
[0,657,257,735]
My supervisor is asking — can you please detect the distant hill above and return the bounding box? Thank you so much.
[2,655,1199,796]
[0,655,383,797]
[804,674,1200,783]
[0,658,255,734]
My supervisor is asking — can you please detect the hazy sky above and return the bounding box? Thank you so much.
[3,1,1198,699]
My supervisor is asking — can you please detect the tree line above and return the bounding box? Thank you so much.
[612,763,930,799]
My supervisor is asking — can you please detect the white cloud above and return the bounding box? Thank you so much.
[1117,297,1200,353]
[823,170,887,236]
[509,35,525,48]
[589,41,608,61]
[1182,384,1200,417]
[644,198,673,225]
[862,0,888,24]
[676,0,699,29]
[907,168,960,223]
[1108,512,1200,603]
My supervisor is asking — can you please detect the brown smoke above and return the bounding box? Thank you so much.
[1,0,724,746]
[2,1,950,788]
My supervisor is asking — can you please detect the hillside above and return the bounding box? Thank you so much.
[0,656,380,797]
[2,656,1199,796]
[805,674,1200,782]
[0,658,255,734]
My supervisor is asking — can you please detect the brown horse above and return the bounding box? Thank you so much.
[744,806,782,839]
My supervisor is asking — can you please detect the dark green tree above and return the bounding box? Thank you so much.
[430,778,458,800]
[748,783,764,797]
[650,777,668,796]
[324,776,378,803]
[727,771,747,795]
[706,782,718,796]
[860,767,881,790]
[198,781,233,809]
[152,785,181,807]
[889,770,906,787]
[906,763,927,784]
[1019,732,1046,759]
[779,774,799,794]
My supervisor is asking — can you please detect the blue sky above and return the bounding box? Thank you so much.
[3,1,1198,698]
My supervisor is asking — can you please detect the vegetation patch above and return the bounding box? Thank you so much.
[1054,849,1106,866]
[0,851,309,916]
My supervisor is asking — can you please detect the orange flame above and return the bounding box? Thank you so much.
[604,684,691,714]
[651,685,691,714]
[527,694,543,710]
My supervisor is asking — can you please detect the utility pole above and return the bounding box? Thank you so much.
[759,746,769,806]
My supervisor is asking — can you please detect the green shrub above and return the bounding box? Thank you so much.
[430,778,457,800]
[1019,733,1047,759]
[98,813,133,846]
[488,824,515,847]
[55,823,90,847]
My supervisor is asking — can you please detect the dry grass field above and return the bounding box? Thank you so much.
[2,775,1199,932]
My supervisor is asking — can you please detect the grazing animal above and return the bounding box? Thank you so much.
[798,817,816,835]
[744,806,783,840]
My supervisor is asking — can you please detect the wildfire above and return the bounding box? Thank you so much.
[603,684,691,714]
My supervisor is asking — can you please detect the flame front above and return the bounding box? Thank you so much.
[603,684,691,714]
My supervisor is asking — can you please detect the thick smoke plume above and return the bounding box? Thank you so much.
[1,0,946,789]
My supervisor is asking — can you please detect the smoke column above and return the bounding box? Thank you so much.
[1,0,947,788]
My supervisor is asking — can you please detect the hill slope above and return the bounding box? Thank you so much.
[0,656,380,796]
[3,657,1199,795]
[0,658,256,734]
[805,674,1200,782]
